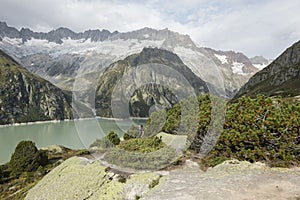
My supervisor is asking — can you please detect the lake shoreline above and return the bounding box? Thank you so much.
[0,119,73,128]
[0,117,149,128]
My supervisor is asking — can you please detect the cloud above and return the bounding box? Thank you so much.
[0,0,300,58]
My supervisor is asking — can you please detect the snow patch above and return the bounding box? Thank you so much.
[214,54,228,64]
[25,38,59,48]
[0,37,165,58]
[232,61,246,75]
[2,37,22,45]
[143,34,150,38]
[253,64,267,70]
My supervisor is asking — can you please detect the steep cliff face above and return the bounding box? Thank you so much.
[95,48,208,118]
[129,83,178,117]
[234,40,300,99]
[0,50,72,124]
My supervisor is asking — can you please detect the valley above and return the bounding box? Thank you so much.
[0,16,299,200]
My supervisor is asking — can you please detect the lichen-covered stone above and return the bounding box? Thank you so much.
[40,145,68,154]
[25,157,161,200]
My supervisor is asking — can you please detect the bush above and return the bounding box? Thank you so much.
[144,110,167,137]
[107,131,120,145]
[146,94,300,167]
[123,133,135,140]
[118,136,165,153]
[145,95,214,152]
[90,131,120,148]
[104,146,178,170]
[209,95,300,167]
[9,141,48,175]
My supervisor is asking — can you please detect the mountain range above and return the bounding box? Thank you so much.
[0,21,267,98]
[2,21,299,124]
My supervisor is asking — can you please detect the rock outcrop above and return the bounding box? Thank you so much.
[25,157,162,200]
[0,50,72,124]
[25,157,300,200]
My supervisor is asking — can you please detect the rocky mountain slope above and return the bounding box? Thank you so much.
[0,49,72,124]
[95,48,208,117]
[0,21,260,97]
[234,40,300,98]
[203,48,259,96]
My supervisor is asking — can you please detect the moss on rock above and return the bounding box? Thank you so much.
[25,157,163,200]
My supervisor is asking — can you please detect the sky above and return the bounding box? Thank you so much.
[1,0,300,58]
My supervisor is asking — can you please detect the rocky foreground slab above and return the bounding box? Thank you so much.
[25,157,300,200]
[144,160,300,200]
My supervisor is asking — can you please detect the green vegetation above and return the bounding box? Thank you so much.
[9,141,48,176]
[145,94,213,152]
[90,131,120,149]
[146,94,300,167]
[107,131,120,145]
[208,95,300,167]
[118,136,165,153]
[123,132,136,140]
[0,140,90,199]
[91,130,178,170]
[104,146,177,170]
[98,133,178,170]
[144,110,167,137]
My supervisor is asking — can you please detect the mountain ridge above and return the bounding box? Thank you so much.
[0,21,260,98]
[0,21,119,43]
[234,40,300,98]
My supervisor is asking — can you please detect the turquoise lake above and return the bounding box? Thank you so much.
[0,118,146,164]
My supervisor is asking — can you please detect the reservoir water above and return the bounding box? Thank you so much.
[0,118,146,164]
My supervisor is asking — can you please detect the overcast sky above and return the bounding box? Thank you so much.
[1,0,300,58]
